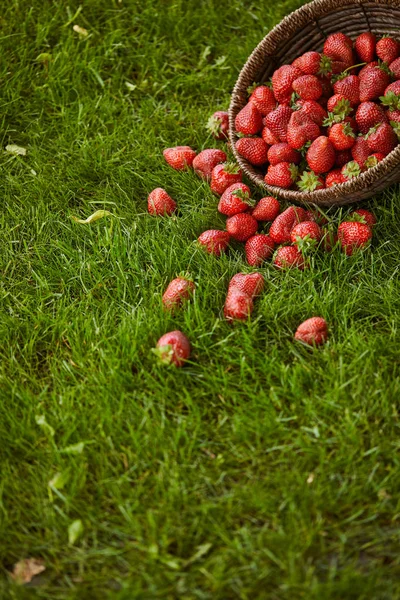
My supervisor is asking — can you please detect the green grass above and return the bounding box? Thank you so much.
[1,0,400,598]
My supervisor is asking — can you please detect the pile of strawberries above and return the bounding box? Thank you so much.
[233,32,400,190]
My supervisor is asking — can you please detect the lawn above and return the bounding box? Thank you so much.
[1,0,400,598]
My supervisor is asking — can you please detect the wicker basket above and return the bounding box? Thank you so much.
[229,0,400,207]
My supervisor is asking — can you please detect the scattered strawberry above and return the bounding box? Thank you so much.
[293,74,323,100]
[207,111,229,140]
[328,121,356,150]
[294,317,328,346]
[235,102,263,135]
[326,168,345,187]
[245,234,275,266]
[262,126,280,145]
[252,196,280,221]
[355,32,376,63]
[249,85,277,116]
[291,221,322,248]
[193,149,227,179]
[269,206,307,244]
[155,331,190,367]
[229,272,265,298]
[265,162,299,188]
[286,110,320,149]
[224,287,254,321]
[148,188,177,216]
[323,33,353,65]
[333,75,360,106]
[294,99,327,126]
[162,277,195,311]
[297,171,325,192]
[349,208,377,226]
[264,105,293,142]
[267,142,301,165]
[359,65,390,102]
[273,245,305,270]
[338,221,372,255]
[211,163,242,195]
[341,160,362,181]
[351,136,371,168]
[366,122,397,155]
[218,183,252,216]
[235,137,269,165]
[376,37,400,64]
[355,101,387,134]
[306,136,336,173]
[226,213,258,242]
[272,64,302,104]
[163,146,197,170]
[198,230,230,255]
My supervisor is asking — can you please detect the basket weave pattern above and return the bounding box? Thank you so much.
[229,0,400,206]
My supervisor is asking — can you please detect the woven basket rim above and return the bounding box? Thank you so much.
[229,0,400,205]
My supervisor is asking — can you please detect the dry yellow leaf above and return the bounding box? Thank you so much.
[11,558,45,584]
[73,24,88,37]
[71,210,112,224]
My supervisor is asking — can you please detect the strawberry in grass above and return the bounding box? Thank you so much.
[355,101,387,134]
[273,246,305,270]
[154,331,190,367]
[291,221,322,250]
[376,37,400,64]
[163,146,197,170]
[207,111,229,140]
[198,230,230,255]
[193,149,227,179]
[294,317,328,346]
[355,32,377,63]
[226,213,258,242]
[349,208,377,227]
[297,171,325,192]
[265,162,299,188]
[148,188,176,216]
[235,137,269,166]
[235,102,263,135]
[162,277,195,311]
[252,196,280,222]
[211,163,242,195]
[264,105,293,142]
[249,85,277,116]
[245,234,275,266]
[267,142,301,165]
[224,287,254,321]
[229,272,265,298]
[269,206,307,244]
[365,122,397,156]
[306,136,336,174]
[218,183,253,217]
[338,221,373,255]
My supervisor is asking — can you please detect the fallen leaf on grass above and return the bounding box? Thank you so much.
[35,415,55,437]
[68,519,84,545]
[6,144,27,156]
[73,24,88,37]
[71,210,112,224]
[60,441,85,454]
[10,558,45,584]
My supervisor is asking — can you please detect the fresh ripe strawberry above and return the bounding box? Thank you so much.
[252,196,280,222]
[292,74,323,100]
[294,99,327,126]
[265,162,299,188]
[249,85,276,116]
[269,206,307,244]
[211,163,242,195]
[292,51,321,75]
[148,188,176,216]
[389,57,400,79]
[273,245,305,270]
[294,317,328,346]
[163,146,196,170]
[198,230,230,255]
[262,126,280,145]
[235,137,269,166]
[226,213,258,242]
[207,111,229,140]
[162,277,195,311]
[297,171,325,192]
[323,32,353,65]
[218,182,252,216]
[335,149,353,167]
[328,122,356,150]
[359,61,379,77]
[272,64,303,104]
[326,115,357,137]
[267,142,301,165]
[333,75,360,106]
[359,66,390,102]
[155,330,190,367]
[383,80,400,97]
[265,105,293,142]
[388,108,400,125]
[338,221,373,255]
[327,94,352,114]
[326,168,345,187]
[351,136,371,168]
[366,122,397,156]
[235,102,263,135]
[229,272,265,298]
[376,37,400,64]
[341,161,361,181]
[355,32,377,63]
[193,149,227,179]
[356,101,387,134]
[224,287,253,321]
[291,221,322,246]
[350,208,377,226]
[365,152,385,167]
[245,234,275,266]
[306,136,336,173]
[287,111,320,149]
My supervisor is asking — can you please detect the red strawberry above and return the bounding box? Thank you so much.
[162,277,195,311]
[273,246,305,270]
[252,196,280,222]
[294,99,327,126]
[287,111,320,149]
[265,162,299,188]
[306,136,336,173]
[333,75,360,106]
[326,94,352,114]
[303,210,329,226]
[193,149,227,179]
[226,213,258,242]
[267,142,301,165]
[211,163,242,195]
[224,288,253,321]
[366,122,397,156]
[245,234,275,266]
[338,221,373,255]
[349,208,377,226]
[297,171,325,192]
[384,80,400,97]
[294,317,328,346]
[359,66,390,102]
[326,115,357,136]
[235,137,269,166]
[323,33,353,65]
[229,272,265,298]
[218,183,252,216]
[351,136,371,168]
[376,37,400,64]
[341,160,361,181]
[148,188,176,216]
[155,330,190,367]
[335,149,353,167]
[264,105,293,142]
[269,206,307,244]
[365,152,385,167]
[388,108,400,125]
[355,101,387,134]
[389,57,400,79]
[163,146,196,170]
[292,74,323,100]
[235,103,263,135]
[198,230,230,255]
[291,221,322,247]
[262,126,280,145]
[328,121,356,150]
[272,64,303,104]
[292,51,321,75]
[359,61,379,77]
[207,111,229,140]
[355,32,377,63]
[249,85,276,116]
[326,168,345,187]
